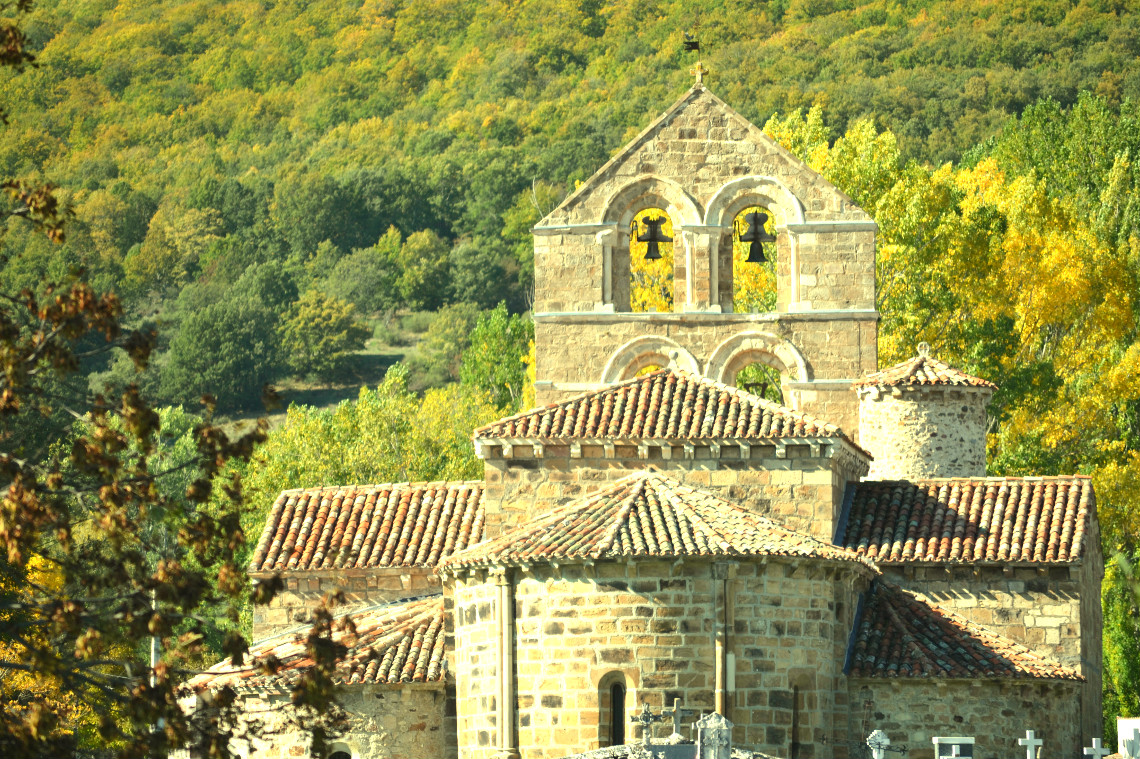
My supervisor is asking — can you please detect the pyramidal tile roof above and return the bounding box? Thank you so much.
[854,351,996,389]
[441,471,873,570]
[840,477,1093,564]
[849,583,1082,680]
[187,595,446,694]
[249,481,484,573]
[475,369,852,444]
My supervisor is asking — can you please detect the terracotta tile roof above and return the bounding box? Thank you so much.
[848,582,1082,680]
[187,595,446,693]
[854,353,996,389]
[249,482,484,573]
[475,369,850,443]
[839,477,1093,564]
[441,471,873,569]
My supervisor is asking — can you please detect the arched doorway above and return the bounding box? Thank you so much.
[629,207,674,313]
[731,205,777,314]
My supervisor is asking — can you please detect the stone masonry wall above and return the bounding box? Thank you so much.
[533,313,876,437]
[530,86,878,440]
[534,87,875,315]
[449,575,502,759]
[251,569,439,640]
[884,566,1084,669]
[479,444,855,542]
[505,558,866,759]
[847,678,1082,759]
[883,561,1103,747]
[228,685,456,759]
[858,387,990,479]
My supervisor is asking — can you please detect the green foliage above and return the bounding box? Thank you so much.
[321,227,402,314]
[459,303,534,410]
[396,229,451,311]
[1104,550,1140,742]
[281,290,371,380]
[237,365,500,560]
[408,303,481,388]
[162,294,283,409]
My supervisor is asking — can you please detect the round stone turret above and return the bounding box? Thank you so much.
[855,344,996,480]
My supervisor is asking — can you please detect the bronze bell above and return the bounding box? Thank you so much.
[633,216,673,260]
[739,210,776,263]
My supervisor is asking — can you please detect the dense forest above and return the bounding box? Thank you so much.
[3,0,1140,751]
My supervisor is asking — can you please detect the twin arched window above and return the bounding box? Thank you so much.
[622,206,776,315]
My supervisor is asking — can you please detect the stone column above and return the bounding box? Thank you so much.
[677,225,728,312]
[494,568,519,759]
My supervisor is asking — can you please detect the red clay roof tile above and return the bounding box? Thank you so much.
[840,478,1093,564]
[849,583,1082,680]
[475,369,853,443]
[187,595,446,693]
[249,482,484,573]
[854,354,997,389]
[441,471,873,570]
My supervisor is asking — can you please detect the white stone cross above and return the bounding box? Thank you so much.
[1019,730,1044,759]
[1124,728,1140,759]
[661,698,697,739]
[1084,738,1111,758]
[866,729,890,759]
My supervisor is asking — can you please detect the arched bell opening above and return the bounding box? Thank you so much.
[628,207,676,314]
[729,205,778,314]
[705,177,804,314]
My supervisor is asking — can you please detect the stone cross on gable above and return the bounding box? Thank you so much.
[690,61,709,85]
[631,702,667,746]
[661,698,698,739]
[1084,738,1111,759]
[1019,730,1044,759]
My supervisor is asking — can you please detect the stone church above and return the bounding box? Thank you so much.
[190,82,1103,759]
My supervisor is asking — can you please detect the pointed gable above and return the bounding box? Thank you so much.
[537,84,871,229]
[475,368,855,445]
[440,471,872,569]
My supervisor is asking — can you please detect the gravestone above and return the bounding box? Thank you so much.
[694,712,732,759]
[1084,738,1111,759]
[662,699,698,742]
[932,736,975,758]
[1121,727,1140,759]
[866,730,890,759]
[1019,730,1043,759]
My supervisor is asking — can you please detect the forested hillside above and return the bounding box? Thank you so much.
[5,0,1140,414]
[3,0,1140,747]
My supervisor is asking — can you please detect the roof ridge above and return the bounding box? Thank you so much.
[660,478,750,555]
[595,478,647,558]
[474,368,855,445]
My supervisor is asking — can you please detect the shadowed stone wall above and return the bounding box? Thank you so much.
[846,679,1082,759]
